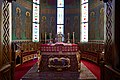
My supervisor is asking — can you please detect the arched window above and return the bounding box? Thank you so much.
[57,0,64,41]
[80,0,88,42]
[32,0,40,42]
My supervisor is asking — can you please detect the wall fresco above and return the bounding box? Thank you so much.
[12,2,32,41]
[89,0,104,40]
[89,11,96,39]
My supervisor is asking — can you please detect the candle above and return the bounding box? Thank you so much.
[49,33,52,43]
[73,32,75,43]
[67,33,70,43]
[68,33,70,39]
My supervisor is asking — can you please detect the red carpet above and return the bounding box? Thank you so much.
[14,59,100,80]
[14,59,38,80]
[81,60,100,80]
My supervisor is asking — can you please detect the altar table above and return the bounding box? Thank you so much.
[38,52,79,72]
[38,43,80,72]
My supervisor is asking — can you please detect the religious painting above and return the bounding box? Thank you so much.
[40,16,48,40]
[64,0,80,42]
[40,0,80,42]
[89,0,102,10]
[65,17,71,39]
[12,2,32,41]
[50,17,56,37]
[15,7,22,39]
[89,0,104,40]
[89,11,96,40]
[73,16,79,41]
[98,8,104,39]
[25,11,31,39]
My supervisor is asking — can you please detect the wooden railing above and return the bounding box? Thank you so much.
[12,41,40,66]
[100,61,120,80]
[78,41,104,64]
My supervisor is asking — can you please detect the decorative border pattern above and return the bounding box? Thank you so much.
[105,0,113,65]
[2,0,11,65]
[0,1,12,80]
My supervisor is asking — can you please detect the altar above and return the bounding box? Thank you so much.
[38,43,80,72]
[40,42,78,52]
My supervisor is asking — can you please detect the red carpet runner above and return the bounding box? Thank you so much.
[81,60,100,80]
[14,59,38,80]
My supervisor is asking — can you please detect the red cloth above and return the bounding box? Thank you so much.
[40,43,78,52]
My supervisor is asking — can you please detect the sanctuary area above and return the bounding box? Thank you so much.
[0,0,120,80]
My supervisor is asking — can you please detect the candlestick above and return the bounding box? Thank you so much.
[73,32,75,43]
[67,33,70,43]
[45,32,46,43]
[49,33,52,43]
[68,33,69,39]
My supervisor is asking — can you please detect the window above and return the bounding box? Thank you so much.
[80,0,88,42]
[57,0,64,41]
[32,0,40,42]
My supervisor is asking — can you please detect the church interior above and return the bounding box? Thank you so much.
[0,0,120,80]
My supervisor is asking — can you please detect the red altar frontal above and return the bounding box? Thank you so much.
[38,43,80,72]
[40,42,78,52]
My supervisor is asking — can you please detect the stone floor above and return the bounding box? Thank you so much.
[21,62,97,80]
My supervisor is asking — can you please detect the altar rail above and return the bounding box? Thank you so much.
[40,43,78,52]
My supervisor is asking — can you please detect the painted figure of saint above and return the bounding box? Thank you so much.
[41,16,47,40]
[98,8,104,39]
[73,16,79,41]
[25,11,31,39]
[65,17,71,39]
[15,7,22,39]
[90,11,96,39]
[50,17,55,37]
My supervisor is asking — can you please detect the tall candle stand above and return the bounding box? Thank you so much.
[67,33,70,43]
[45,32,46,44]
[49,33,52,43]
[73,32,75,44]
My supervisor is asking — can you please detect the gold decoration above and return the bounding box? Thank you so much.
[100,8,104,14]
[26,11,30,16]
[90,12,95,16]
[16,7,21,13]
[48,57,70,71]
[42,16,46,20]
[25,11,31,39]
